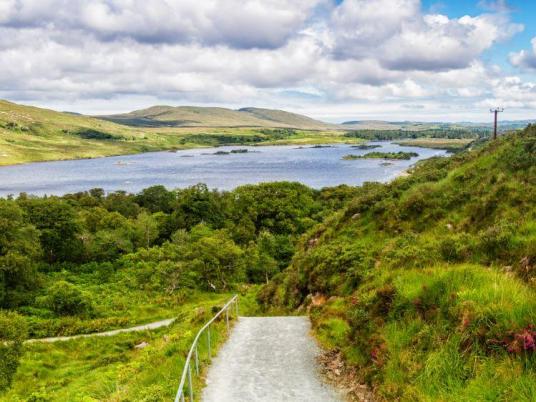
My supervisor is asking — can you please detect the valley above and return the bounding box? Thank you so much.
[1,99,492,167]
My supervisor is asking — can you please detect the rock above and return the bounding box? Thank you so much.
[352,213,361,220]
[308,237,319,248]
[312,293,327,307]
[134,341,149,349]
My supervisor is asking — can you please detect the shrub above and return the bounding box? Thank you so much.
[0,311,27,391]
[42,281,94,316]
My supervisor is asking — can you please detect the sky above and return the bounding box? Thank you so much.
[1,0,536,123]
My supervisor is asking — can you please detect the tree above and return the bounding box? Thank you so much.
[19,198,81,263]
[189,230,246,290]
[134,212,160,248]
[42,281,94,316]
[135,185,176,213]
[0,311,27,391]
[169,184,227,230]
[0,200,41,308]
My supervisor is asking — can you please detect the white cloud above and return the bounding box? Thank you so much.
[510,38,536,70]
[0,0,533,121]
[2,0,323,49]
[328,0,522,71]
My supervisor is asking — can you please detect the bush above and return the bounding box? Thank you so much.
[0,311,28,391]
[42,281,94,316]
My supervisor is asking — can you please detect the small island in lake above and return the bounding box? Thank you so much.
[342,151,419,160]
[230,149,248,153]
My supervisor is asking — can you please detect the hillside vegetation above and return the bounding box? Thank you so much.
[260,126,536,400]
[0,100,189,165]
[0,100,360,165]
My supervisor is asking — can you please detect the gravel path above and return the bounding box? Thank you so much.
[25,317,176,343]
[202,316,342,402]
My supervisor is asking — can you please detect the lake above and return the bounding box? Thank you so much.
[0,142,448,196]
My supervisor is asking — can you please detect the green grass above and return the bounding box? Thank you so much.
[2,291,258,401]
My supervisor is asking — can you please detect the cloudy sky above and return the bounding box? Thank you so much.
[1,0,536,122]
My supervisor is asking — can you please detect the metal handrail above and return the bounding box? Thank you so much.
[174,294,239,402]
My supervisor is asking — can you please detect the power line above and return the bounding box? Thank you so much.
[490,108,504,140]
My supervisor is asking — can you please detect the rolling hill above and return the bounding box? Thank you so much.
[0,99,153,165]
[0,100,348,165]
[98,105,336,130]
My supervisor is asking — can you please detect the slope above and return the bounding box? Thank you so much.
[238,107,335,130]
[99,105,335,129]
[260,126,536,400]
[0,100,178,165]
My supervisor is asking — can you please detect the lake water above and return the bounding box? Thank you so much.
[0,142,448,196]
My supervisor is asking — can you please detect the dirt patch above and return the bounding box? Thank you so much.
[317,350,375,402]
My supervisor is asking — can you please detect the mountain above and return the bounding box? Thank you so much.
[260,126,536,400]
[98,105,336,130]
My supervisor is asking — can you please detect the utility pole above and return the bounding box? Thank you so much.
[490,108,504,140]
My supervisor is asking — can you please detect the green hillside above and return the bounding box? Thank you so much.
[0,100,349,165]
[260,126,536,400]
[0,100,186,165]
[99,105,336,129]
[238,107,336,130]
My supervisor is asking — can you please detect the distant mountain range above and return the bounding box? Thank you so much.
[98,106,337,130]
[100,105,535,131]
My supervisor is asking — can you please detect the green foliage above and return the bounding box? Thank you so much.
[0,311,27,391]
[19,198,81,263]
[72,129,119,141]
[344,128,484,141]
[40,281,94,316]
[0,200,41,308]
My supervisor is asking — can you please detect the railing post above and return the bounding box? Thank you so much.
[174,295,237,401]
[207,326,211,359]
[188,365,194,401]
[195,346,199,376]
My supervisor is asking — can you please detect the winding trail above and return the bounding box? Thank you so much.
[202,316,342,402]
[25,317,176,343]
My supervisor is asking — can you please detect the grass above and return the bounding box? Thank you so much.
[2,291,259,401]
[309,264,536,401]
[23,287,212,338]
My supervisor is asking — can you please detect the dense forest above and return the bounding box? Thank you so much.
[260,125,536,400]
